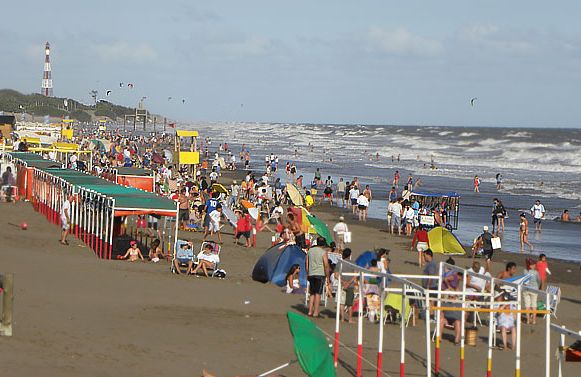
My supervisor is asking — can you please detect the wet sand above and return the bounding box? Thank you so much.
[1,185,581,376]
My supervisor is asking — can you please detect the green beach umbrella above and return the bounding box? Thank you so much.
[306,214,333,245]
[287,312,336,377]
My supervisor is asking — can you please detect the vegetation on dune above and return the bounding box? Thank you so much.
[0,89,143,122]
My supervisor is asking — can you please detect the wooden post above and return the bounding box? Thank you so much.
[0,273,14,336]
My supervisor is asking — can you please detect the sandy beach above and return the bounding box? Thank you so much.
[1,176,581,377]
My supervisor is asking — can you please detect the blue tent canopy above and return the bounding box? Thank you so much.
[411,191,460,198]
[355,250,377,268]
[252,243,307,287]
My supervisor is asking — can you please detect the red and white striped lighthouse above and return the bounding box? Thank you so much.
[41,42,53,97]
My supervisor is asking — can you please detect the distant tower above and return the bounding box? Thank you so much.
[41,42,53,97]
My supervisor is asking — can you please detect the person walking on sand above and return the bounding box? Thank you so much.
[336,178,346,207]
[473,175,481,193]
[477,226,494,272]
[60,193,74,245]
[391,198,403,235]
[332,216,349,250]
[393,170,400,188]
[306,237,330,317]
[357,191,369,222]
[523,258,541,325]
[530,199,545,231]
[411,225,429,267]
[519,213,533,253]
[349,184,360,216]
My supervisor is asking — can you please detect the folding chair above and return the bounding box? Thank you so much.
[546,285,561,318]
[192,241,222,277]
[171,240,195,274]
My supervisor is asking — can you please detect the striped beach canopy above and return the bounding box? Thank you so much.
[7,152,176,217]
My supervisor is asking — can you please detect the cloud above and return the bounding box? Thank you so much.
[366,27,444,57]
[210,36,273,56]
[93,41,157,63]
[456,24,537,55]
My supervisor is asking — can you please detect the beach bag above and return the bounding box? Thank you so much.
[343,231,352,243]
[491,237,502,250]
[214,269,227,279]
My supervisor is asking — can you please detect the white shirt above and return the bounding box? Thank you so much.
[404,207,415,220]
[349,188,360,200]
[333,222,349,234]
[209,171,218,181]
[337,181,346,192]
[468,267,488,291]
[61,200,71,219]
[531,204,545,219]
[197,251,219,264]
[357,195,369,207]
[391,202,403,217]
[209,209,221,225]
[231,184,240,197]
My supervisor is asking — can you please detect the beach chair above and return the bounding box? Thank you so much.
[191,241,222,277]
[546,285,561,318]
[171,240,195,274]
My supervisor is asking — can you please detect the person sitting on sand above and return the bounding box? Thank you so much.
[285,264,304,294]
[122,241,144,262]
[189,243,219,277]
[496,292,516,350]
[148,238,165,263]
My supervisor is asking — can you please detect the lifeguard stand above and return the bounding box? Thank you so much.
[174,130,199,177]
[61,119,74,140]
[98,119,107,132]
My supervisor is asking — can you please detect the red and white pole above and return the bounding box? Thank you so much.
[357,271,364,377]
[334,263,343,367]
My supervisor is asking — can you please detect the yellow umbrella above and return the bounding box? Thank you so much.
[286,183,304,206]
[211,183,228,194]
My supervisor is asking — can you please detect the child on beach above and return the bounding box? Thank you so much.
[121,241,144,262]
[537,254,551,290]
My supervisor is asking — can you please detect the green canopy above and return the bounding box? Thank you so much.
[287,312,336,377]
[8,153,176,217]
[306,215,333,246]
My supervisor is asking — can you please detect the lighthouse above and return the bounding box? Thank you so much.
[41,42,53,97]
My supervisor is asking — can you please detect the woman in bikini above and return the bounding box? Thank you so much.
[519,213,533,253]
[122,241,144,262]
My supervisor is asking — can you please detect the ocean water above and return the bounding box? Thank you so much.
[188,122,581,262]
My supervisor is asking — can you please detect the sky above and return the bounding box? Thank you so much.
[1,0,581,128]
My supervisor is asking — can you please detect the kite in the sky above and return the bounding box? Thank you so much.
[182,99,186,104]
[470,97,477,107]
[127,83,134,89]
[168,96,172,101]
[106,90,112,96]
[119,82,124,88]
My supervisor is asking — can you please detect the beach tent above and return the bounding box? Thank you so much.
[355,250,377,268]
[427,227,465,255]
[252,243,307,287]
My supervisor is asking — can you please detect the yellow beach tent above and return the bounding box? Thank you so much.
[427,227,465,255]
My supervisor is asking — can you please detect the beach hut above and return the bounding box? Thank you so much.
[9,153,179,260]
[174,130,199,176]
